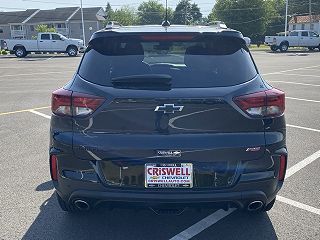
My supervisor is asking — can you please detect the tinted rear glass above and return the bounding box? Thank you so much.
[78,34,257,88]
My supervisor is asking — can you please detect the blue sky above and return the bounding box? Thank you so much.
[1,0,216,16]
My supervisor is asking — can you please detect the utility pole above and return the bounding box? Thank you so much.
[285,0,288,36]
[309,0,312,30]
[80,0,86,46]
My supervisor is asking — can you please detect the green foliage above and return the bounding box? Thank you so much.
[172,0,202,25]
[104,5,138,26]
[289,0,320,15]
[138,0,172,25]
[265,0,286,36]
[35,24,56,33]
[210,0,275,41]
[1,50,8,55]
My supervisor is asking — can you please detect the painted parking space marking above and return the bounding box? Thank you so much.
[272,73,320,78]
[169,208,237,240]
[287,124,320,133]
[0,70,74,79]
[286,97,320,103]
[269,80,320,87]
[0,106,49,116]
[263,65,320,76]
[29,110,51,119]
[285,150,320,179]
[276,196,320,216]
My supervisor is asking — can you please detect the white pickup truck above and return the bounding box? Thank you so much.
[4,32,84,57]
[265,30,320,52]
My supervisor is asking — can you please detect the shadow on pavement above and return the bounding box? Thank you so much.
[22,193,277,240]
[35,181,54,191]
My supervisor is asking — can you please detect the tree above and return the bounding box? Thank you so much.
[289,0,320,16]
[105,6,139,26]
[35,24,56,33]
[265,0,286,36]
[209,0,270,41]
[105,2,113,22]
[138,0,167,25]
[172,0,202,24]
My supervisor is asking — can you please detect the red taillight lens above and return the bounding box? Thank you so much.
[50,155,58,181]
[278,155,287,181]
[51,88,105,117]
[72,92,105,117]
[52,88,72,116]
[233,88,285,118]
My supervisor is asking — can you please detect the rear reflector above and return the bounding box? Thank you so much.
[50,155,58,181]
[278,155,287,181]
[51,88,105,117]
[233,88,285,118]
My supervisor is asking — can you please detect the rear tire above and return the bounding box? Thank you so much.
[270,45,278,52]
[15,47,27,58]
[279,42,289,52]
[56,193,78,213]
[67,46,78,57]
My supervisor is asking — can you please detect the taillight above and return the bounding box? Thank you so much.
[233,88,285,118]
[278,155,287,181]
[50,155,58,181]
[72,92,105,117]
[52,88,72,116]
[51,88,105,117]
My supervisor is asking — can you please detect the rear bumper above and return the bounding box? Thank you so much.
[55,176,282,209]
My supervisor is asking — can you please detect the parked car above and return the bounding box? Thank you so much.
[4,32,84,57]
[265,30,320,52]
[50,24,287,213]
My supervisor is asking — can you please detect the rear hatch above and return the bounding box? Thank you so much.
[71,33,266,189]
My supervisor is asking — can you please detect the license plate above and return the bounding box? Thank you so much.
[145,163,193,188]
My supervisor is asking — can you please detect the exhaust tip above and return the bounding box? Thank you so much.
[74,199,90,211]
[247,201,264,211]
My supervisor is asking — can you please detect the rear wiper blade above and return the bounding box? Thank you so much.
[111,74,172,85]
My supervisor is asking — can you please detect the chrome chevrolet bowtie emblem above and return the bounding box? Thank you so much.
[154,104,184,114]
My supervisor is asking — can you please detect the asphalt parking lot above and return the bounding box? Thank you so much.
[0,51,319,240]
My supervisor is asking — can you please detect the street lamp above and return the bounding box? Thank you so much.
[80,0,86,46]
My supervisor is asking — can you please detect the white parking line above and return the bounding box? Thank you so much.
[263,65,320,76]
[274,73,320,78]
[286,96,320,103]
[269,81,320,87]
[0,70,74,78]
[276,196,320,216]
[285,150,320,179]
[287,124,320,133]
[169,208,236,240]
[28,110,51,119]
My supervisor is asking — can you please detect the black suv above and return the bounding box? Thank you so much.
[50,25,287,213]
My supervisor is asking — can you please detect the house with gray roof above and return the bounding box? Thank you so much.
[0,7,106,44]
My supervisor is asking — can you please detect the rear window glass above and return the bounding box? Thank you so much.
[78,34,257,88]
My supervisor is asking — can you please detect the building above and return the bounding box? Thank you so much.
[289,14,320,33]
[0,7,106,42]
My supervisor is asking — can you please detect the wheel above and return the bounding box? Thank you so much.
[67,46,78,57]
[279,42,289,52]
[263,198,276,211]
[270,45,278,52]
[15,47,27,58]
[56,192,78,212]
[308,47,315,51]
